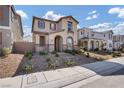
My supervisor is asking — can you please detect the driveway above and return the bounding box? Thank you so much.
[80,68,124,88]
[0,57,124,88]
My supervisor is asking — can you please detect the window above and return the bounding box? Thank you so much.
[39,36,45,46]
[0,32,2,44]
[109,43,112,47]
[67,37,73,50]
[50,23,56,30]
[38,20,45,28]
[81,32,83,35]
[92,34,94,37]
[67,21,72,31]
[0,8,3,20]
[109,33,111,40]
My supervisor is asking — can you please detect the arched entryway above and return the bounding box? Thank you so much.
[67,37,73,50]
[55,36,63,52]
[91,41,94,50]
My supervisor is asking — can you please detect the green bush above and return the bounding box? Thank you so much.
[64,60,75,67]
[79,48,85,54]
[51,51,56,54]
[1,47,11,56]
[83,48,87,51]
[120,48,124,53]
[46,57,51,62]
[112,51,121,57]
[55,53,59,57]
[24,51,33,60]
[22,64,33,73]
[86,52,90,57]
[64,49,77,55]
[94,48,99,51]
[47,61,56,69]
[39,51,48,55]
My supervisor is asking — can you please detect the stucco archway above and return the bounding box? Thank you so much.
[54,36,63,52]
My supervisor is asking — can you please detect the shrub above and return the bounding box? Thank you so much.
[120,48,124,53]
[24,51,33,60]
[55,53,59,57]
[51,51,56,54]
[47,61,56,69]
[64,60,75,67]
[39,51,48,55]
[46,57,51,62]
[83,48,87,51]
[96,57,106,61]
[94,48,99,51]
[86,52,90,57]
[22,64,33,73]
[65,49,78,55]
[112,51,121,57]
[79,48,85,54]
[1,47,11,56]
[72,49,79,54]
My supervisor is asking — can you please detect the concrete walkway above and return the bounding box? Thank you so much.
[0,57,124,88]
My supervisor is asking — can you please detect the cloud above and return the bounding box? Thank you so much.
[113,22,124,34]
[88,10,97,14]
[88,22,124,35]
[23,26,32,42]
[43,11,64,21]
[89,23,112,31]
[108,7,124,18]
[85,14,99,20]
[77,25,81,29]
[16,10,28,19]
[86,10,99,20]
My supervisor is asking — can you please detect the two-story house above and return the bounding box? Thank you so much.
[0,5,23,49]
[113,35,124,50]
[78,27,113,51]
[32,16,78,52]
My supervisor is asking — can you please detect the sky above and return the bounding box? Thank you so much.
[14,5,124,40]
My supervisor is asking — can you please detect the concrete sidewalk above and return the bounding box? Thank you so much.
[0,57,124,88]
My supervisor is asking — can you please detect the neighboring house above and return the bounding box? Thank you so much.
[32,16,78,52]
[78,27,113,51]
[113,35,124,50]
[0,5,23,49]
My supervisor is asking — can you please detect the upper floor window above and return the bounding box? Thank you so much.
[81,32,83,35]
[0,8,3,20]
[92,34,94,37]
[50,23,56,30]
[38,20,45,28]
[67,21,72,31]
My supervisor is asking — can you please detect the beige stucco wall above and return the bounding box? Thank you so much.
[0,28,12,49]
[11,11,23,42]
[32,16,78,52]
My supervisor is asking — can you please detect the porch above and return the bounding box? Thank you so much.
[79,39,107,51]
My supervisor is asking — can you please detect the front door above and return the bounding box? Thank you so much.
[55,36,62,52]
